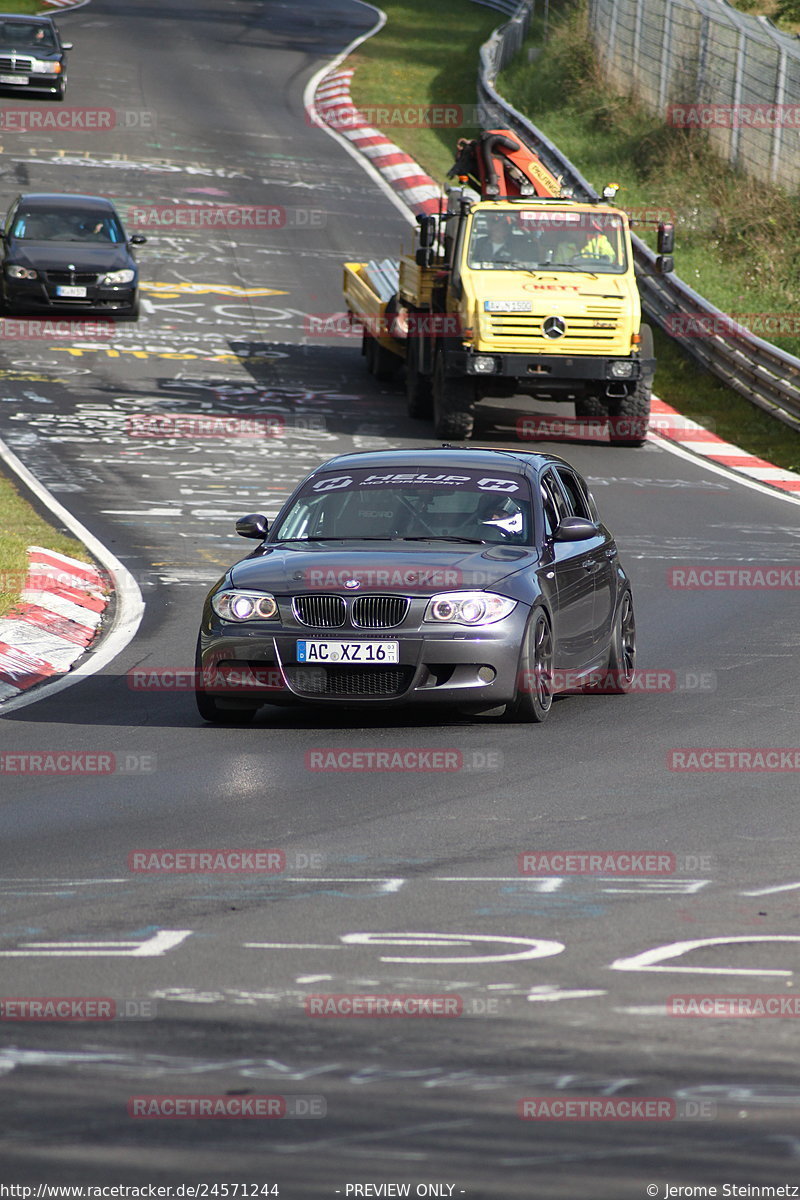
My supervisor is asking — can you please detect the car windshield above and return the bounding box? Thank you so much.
[11,210,125,243]
[0,23,56,50]
[467,210,627,274]
[272,467,534,545]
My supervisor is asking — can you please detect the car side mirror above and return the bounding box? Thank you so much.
[235,513,270,540]
[553,516,597,542]
[129,234,147,245]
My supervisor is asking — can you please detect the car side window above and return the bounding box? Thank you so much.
[540,471,569,536]
[554,469,592,521]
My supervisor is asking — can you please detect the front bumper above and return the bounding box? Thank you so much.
[197,610,530,709]
[4,279,136,314]
[446,347,654,384]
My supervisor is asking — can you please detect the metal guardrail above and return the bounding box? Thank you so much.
[471,0,800,432]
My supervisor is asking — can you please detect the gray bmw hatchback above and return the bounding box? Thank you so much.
[195,447,635,724]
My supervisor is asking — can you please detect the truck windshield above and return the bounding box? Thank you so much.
[467,211,627,274]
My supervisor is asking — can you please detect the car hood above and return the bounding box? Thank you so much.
[8,242,133,272]
[228,541,539,594]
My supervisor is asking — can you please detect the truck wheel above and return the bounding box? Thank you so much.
[405,333,432,418]
[608,325,653,447]
[574,395,608,419]
[432,352,475,440]
[363,331,397,382]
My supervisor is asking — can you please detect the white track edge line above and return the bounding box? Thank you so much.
[302,2,418,230]
[0,435,145,714]
[648,427,800,508]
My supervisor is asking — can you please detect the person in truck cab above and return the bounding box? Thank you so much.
[470,215,517,266]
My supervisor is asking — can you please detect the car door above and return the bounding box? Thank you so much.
[538,467,598,670]
[553,466,618,650]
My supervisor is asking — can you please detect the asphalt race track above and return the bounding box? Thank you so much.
[2,1,800,1195]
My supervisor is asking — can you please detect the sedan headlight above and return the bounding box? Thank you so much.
[30,60,61,74]
[6,265,38,280]
[102,269,135,285]
[211,590,279,622]
[424,591,517,626]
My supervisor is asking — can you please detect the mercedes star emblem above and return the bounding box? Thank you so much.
[542,315,566,339]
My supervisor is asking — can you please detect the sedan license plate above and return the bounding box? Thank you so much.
[296,640,398,664]
[56,285,87,298]
[0,74,27,84]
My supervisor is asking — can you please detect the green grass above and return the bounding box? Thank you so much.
[4,1,47,12]
[348,0,800,472]
[349,0,500,184]
[495,1,800,470]
[0,476,91,618]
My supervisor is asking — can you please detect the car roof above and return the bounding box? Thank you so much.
[15,194,116,212]
[309,446,577,476]
[0,15,57,25]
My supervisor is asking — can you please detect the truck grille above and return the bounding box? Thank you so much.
[486,310,621,344]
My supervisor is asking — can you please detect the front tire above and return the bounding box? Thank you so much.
[506,608,554,723]
[432,350,475,440]
[602,590,636,693]
[608,325,653,447]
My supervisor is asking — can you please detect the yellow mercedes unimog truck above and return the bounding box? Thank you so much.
[344,130,674,446]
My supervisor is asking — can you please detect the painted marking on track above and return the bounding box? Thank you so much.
[611,934,800,976]
[527,986,608,1002]
[141,282,288,298]
[340,932,565,965]
[245,931,564,963]
[0,929,192,957]
[742,882,800,896]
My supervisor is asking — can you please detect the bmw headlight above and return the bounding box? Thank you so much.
[31,60,61,74]
[7,265,38,280]
[424,591,517,626]
[102,269,135,285]
[211,590,279,622]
